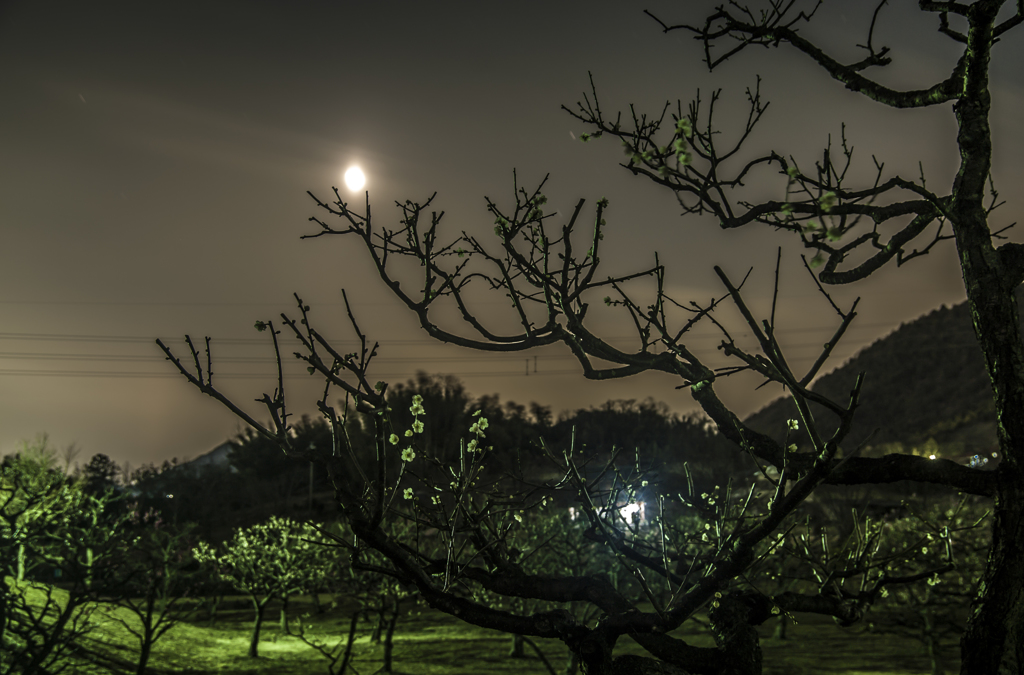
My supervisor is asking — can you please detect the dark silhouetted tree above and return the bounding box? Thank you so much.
[129,458,248,537]
[159,3,1024,673]
[230,414,331,511]
[547,399,746,495]
[80,452,119,496]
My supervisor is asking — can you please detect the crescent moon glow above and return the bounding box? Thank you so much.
[344,166,366,192]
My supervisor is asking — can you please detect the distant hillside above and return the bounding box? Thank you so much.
[181,441,235,471]
[743,287,1024,458]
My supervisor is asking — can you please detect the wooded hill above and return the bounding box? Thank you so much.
[742,286,1024,462]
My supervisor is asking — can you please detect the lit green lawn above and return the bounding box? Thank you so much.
[37,590,957,674]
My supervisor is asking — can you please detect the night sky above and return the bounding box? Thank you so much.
[2,1,1021,470]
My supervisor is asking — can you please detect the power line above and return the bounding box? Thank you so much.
[0,337,978,380]
[0,336,983,366]
[0,288,965,307]
[0,351,570,364]
[0,317,977,382]
[0,341,969,374]
[0,368,586,380]
[0,321,910,345]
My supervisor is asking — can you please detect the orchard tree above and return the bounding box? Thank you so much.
[159,2,1024,674]
[341,519,427,675]
[193,516,332,658]
[1,444,66,584]
[1,445,130,674]
[489,504,629,675]
[866,495,992,675]
[279,521,361,675]
[109,513,200,675]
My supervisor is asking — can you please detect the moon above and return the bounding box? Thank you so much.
[344,166,366,192]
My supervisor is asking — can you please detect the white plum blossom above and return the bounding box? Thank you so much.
[469,416,489,436]
[410,394,425,416]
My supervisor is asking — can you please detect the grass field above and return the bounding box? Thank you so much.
[45,593,957,675]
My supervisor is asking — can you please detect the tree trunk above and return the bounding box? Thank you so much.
[953,218,1024,672]
[135,636,153,675]
[206,594,222,627]
[509,633,526,658]
[337,610,361,675]
[248,599,267,658]
[574,632,616,675]
[133,592,158,675]
[927,635,943,675]
[564,649,580,675]
[370,601,384,643]
[771,614,788,641]
[279,594,289,633]
[381,597,401,674]
[959,475,1024,675]
[947,7,1024,671]
[917,609,941,675]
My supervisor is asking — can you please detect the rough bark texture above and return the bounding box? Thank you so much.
[949,4,1024,674]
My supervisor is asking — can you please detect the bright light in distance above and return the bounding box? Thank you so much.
[344,166,366,192]
[621,502,645,523]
